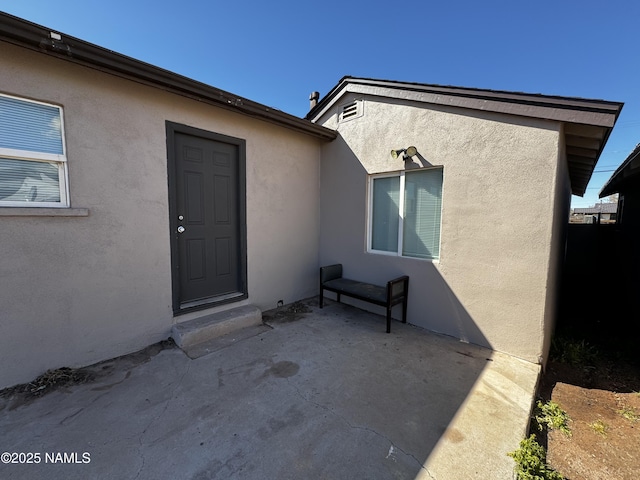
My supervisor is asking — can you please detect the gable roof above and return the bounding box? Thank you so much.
[573,203,618,215]
[599,143,640,197]
[307,77,623,196]
[0,12,337,142]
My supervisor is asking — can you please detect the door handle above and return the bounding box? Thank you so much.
[177,226,185,233]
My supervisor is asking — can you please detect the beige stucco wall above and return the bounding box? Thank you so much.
[0,43,323,388]
[317,92,563,362]
[540,128,571,366]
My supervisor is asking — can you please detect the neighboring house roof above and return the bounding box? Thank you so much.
[573,203,618,214]
[0,12,337,142]
[307,77,624,196]
[599,143,640,197]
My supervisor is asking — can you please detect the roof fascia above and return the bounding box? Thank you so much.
[600,143,640,197]
[309,79,621,128]
[0,12,337,142]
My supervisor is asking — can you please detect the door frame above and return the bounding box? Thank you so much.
[166,121,248,315]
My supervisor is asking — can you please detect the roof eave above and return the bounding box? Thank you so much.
[0,12,337,142]
[308,77,623,196]
[308,77,622,125]
[600,143,640,197]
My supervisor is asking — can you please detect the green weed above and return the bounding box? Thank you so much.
[550,336,598,366]
[534,400,571,436]
[508,434,564,480]
[618,406,639,422]
[589,420,608,436]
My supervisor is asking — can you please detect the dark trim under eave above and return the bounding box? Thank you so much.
[600,143,640,197]
[308,76,623,124]
[0,12,337,142]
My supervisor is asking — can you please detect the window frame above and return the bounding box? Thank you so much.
[0,93,69,208]
[367,167,443,261]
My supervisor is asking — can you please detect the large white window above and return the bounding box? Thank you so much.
[0,94,68,207]
[369,167,443,260]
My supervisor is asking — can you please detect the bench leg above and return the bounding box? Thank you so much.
[402,296,408,323]
[319,287,324,308]
[337,292,341,303]
[386,306,392,333]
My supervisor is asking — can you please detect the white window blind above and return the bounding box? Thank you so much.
[0,158,61,203]
[403,169,443,259]
[369,167,443,260]
[0,95,64,155]
[0,94,67,206]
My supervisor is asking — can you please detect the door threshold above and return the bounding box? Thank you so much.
[180,292,245,310]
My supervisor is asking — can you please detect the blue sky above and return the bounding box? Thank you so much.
[1,0,638,208]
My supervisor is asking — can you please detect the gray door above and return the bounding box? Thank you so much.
[168,124,247,313]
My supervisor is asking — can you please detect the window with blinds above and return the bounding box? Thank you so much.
[369,167,443,260]
[0,94,68,206]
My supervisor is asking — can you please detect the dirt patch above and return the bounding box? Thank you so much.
[262,299,313,324]
[0,367,96,401]
[537,336,640,480]
[546,383,640,479]
[0,339,175,410]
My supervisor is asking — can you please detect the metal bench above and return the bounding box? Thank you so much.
[319,264,409,333]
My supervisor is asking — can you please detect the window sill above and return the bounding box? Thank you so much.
[366,250,439,263]
[0,207,90,217]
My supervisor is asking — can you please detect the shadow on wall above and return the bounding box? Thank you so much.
[319,135,491,351]
[317,136,505,478]
[405,152,433,170]
[321,260,491,349]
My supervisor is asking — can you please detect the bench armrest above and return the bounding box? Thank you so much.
[387,275,409,301]
[320,264,343,284]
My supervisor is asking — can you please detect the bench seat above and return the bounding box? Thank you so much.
[319,264,409,333]
[322,278,387,305]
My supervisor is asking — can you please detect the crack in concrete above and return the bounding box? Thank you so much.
[59,407,84,425]
[50,388,114,427]
[133,444,146,480]
[349,422,424,469]
[421,465,437,480]
[286,378,425,470]
[134,361,192,479]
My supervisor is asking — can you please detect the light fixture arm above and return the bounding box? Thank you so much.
[391,146,418,160]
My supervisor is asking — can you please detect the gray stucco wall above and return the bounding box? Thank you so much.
[540,128,571,366]
[317,93,562,362]
[0,43,323,388]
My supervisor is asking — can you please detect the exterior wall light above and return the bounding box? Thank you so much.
[390,146,418,160]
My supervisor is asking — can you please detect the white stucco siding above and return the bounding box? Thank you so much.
[0,44,322,388]
[318,95,562,362]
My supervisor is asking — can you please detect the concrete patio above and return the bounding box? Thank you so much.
[0,299,539,479]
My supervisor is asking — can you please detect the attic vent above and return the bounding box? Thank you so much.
[339,99,363,122]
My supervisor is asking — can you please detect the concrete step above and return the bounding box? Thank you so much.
[183,324,272,359]
[171,304,263,349]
